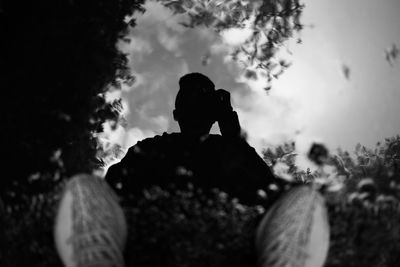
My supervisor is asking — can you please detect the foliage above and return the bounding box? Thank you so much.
[263,141,314,182]
[1,0,144,210]
[385,43,399,66]
[339,135,400,197]
[124,185,262,267]
[325,196,400,267]
[3,182,65,267]
[3,184,264,267]
[159,0,304,87]
[263,137,400,267]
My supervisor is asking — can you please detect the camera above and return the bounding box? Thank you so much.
[206,89,233,122]
[174,87,232,124]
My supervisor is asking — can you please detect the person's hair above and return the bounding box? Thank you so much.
[175,73,215,110]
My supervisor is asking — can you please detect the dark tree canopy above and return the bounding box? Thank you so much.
[1,0,144,208]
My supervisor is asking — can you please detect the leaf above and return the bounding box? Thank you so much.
[264,85,272,91]
[54,174,127,267]
[255,185,330,267]
[341,63,351,80]
[244,69,258,80]
[384,43,399,66]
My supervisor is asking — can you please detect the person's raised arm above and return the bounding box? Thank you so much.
[215,89,242,138]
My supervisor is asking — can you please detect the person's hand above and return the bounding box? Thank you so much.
[215,89,233,120]
[214,89,241,137]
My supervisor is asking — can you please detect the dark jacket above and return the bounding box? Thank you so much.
[105,132,276,206]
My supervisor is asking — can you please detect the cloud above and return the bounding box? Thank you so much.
[102,0,193,156]
[118,36,153,56]
[148,115,169,131]
[120,99,130,117]
[136,0,187,32]
[233,88,296,154]
[96,123,124,153]
[96,122,156,173]
[124,127,156,148]
[129,0,187,57]
[220,27,253,46]
[97,122,155,152]
[104,89,122,103]
[157,26,183,56]
[210,41,229,55]
[273,162,294,181]
[124,72,145,93]
[227,39,353,171]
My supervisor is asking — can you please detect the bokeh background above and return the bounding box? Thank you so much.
[2,0,400,266]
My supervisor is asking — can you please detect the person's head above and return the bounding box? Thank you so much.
[173,73,216,137]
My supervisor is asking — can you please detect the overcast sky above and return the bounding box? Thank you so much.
[101,0,400,166]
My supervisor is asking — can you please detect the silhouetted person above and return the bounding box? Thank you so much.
[105,73,277,206]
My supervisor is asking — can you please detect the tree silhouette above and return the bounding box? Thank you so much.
[1,0,144,210]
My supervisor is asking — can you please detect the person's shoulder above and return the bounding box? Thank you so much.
[207,133,247,145]
[139,132,180,145]
[205,134,223,142]
[126,132,179,153]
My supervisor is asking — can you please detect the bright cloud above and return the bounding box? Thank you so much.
[136,0,187,32]
[124,127,156,148]
[118,36,153,56]
[220,27,253,46]
[104,89,122,103]
[231,48,350,169]
[98,122,126,148]
[233,89,295,153]
[157,27,182,55]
